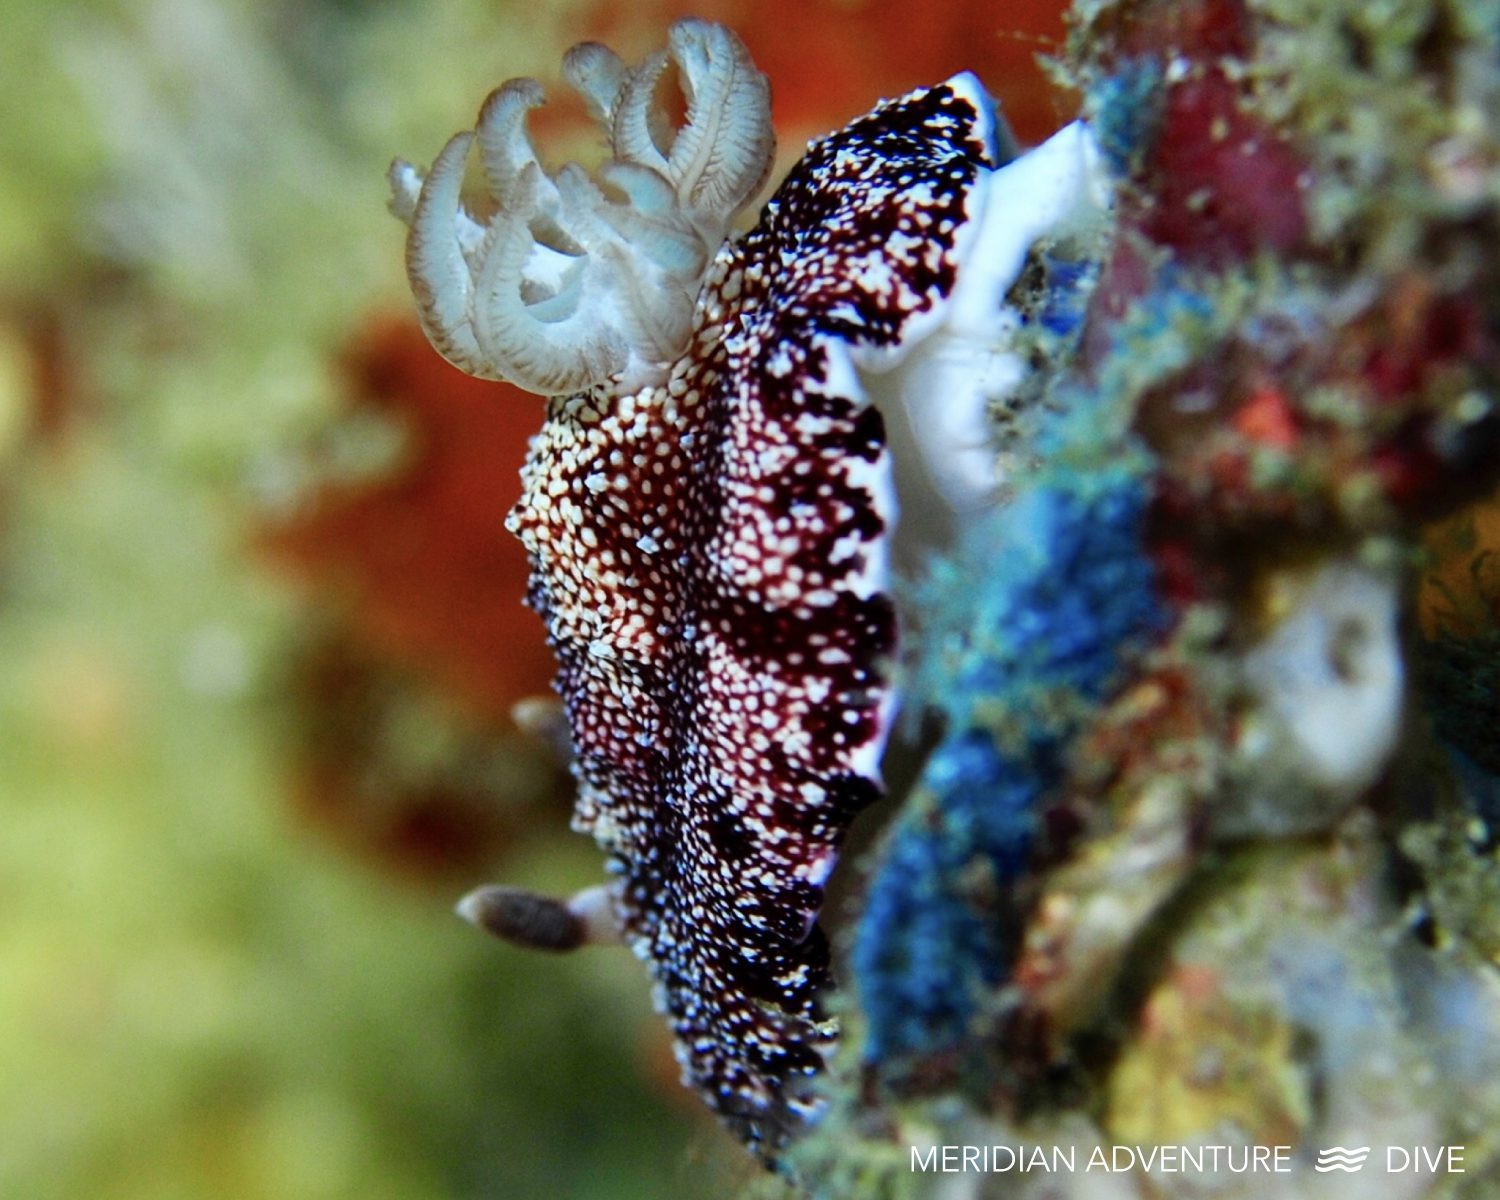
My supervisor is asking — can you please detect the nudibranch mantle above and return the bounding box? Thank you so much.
[390,20,1108,1153]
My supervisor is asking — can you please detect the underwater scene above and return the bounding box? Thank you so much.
[4,0,1500,1197]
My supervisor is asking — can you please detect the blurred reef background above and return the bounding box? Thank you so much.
[5,0,1500,1198]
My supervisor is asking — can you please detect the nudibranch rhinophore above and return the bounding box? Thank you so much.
[390,19,1107,1153]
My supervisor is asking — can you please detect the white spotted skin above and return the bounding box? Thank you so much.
[503,77,1004,1153]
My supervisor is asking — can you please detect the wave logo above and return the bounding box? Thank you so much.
[1315,1147,1371,1173]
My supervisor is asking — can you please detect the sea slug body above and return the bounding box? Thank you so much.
[390,19,1108,1153]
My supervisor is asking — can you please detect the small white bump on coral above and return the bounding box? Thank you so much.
[1241,560,1405,797]
[389,19,772,397]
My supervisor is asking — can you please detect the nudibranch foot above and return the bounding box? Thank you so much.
[869,116,1111,568]
[388,18,772,397]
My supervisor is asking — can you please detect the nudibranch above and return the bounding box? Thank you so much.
[390,19,1107,1153]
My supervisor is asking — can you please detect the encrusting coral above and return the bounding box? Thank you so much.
[854,455,1164,1063]
[784,0,1500,1196]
